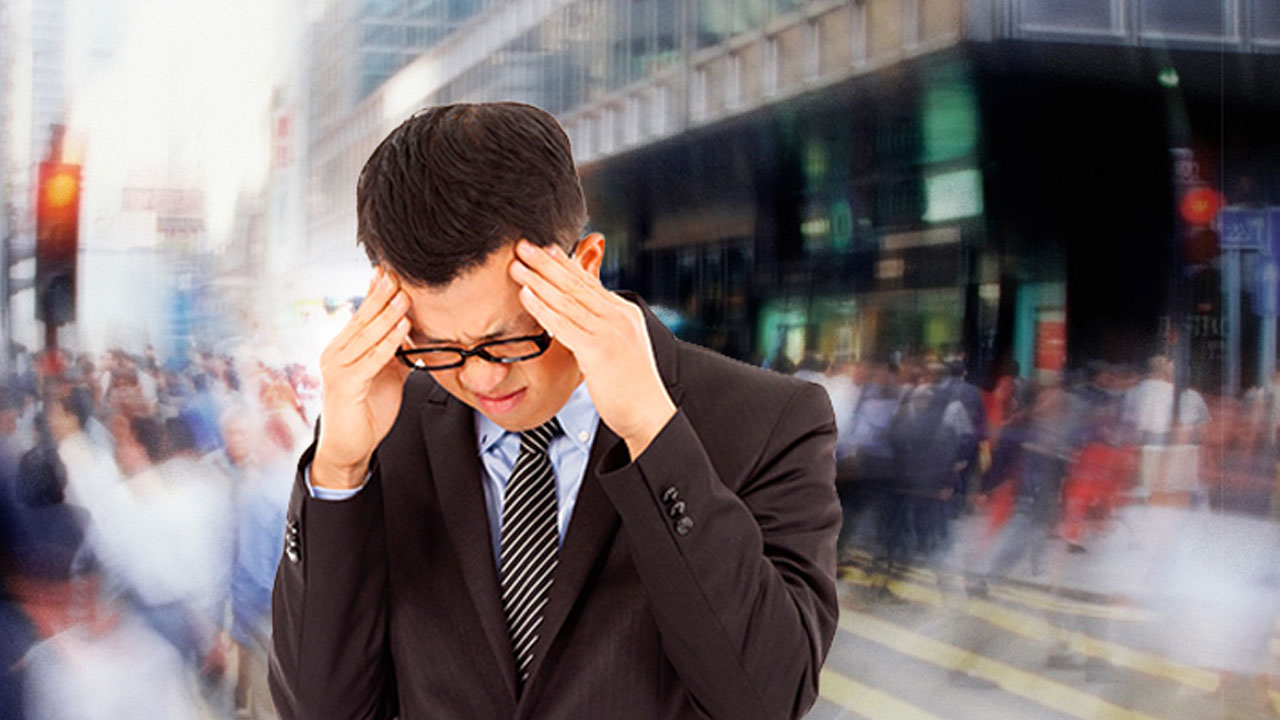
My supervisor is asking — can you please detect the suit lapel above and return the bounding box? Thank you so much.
[422,395,519,701]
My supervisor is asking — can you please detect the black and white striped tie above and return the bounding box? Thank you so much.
[499,417,563,688]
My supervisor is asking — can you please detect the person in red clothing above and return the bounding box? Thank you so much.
[1058,439,1136,550]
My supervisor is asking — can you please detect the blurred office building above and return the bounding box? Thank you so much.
[297,0,1280,392]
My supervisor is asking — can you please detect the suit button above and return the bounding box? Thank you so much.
[667,501,686,518]
[674,516,694,536]
[286,521,301,562]
[661,487,680,505]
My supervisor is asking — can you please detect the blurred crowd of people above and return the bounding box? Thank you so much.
[4,334,1276,718]
[788,350,1274,596]
[0,344,319,719]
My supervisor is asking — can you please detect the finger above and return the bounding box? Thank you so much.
[518,285,591,352]
[514,240,611,307]
[337,290,411,367]
[509,259,600,330]
[348,315,412,377]
[333,268,399,349]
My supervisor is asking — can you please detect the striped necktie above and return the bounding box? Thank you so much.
[499,416,563,688]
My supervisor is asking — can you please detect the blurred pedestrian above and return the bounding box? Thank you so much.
[834,359,900,559]
[1123,355,1210,504]
[218,406,290,720]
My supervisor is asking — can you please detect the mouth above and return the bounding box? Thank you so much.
[475,388,526,415]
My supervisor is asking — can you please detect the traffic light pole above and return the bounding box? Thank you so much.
[1223,247,1241,399]
[37,125,76,373]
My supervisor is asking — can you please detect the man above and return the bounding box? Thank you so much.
[269,103,840,720]
[1122,355,1210,502]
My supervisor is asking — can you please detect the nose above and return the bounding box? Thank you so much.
[458,355,510,396]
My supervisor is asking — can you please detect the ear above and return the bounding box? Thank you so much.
[573,232,606,280]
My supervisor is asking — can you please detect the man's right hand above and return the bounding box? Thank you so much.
[312,266,413,489]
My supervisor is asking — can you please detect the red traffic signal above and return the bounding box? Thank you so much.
[1179,186,1223,227]
[42,167,78,209]
[36,162,81,325]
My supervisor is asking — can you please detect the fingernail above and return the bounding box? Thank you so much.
[392,292,408,309]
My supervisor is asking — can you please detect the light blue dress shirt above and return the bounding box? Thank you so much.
[309,382,601,569]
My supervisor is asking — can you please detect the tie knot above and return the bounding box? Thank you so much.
[521,417,562,455]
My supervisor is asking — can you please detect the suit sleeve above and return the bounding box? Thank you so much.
[595,382,840,720]
[268,441,398,720]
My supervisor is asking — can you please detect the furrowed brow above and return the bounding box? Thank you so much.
[416,313,539,346]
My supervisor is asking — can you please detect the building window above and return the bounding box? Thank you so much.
[447,0,481,22]
[818,5,854,76]
[364,0,404,18]
[406,25,447,47]
[775,23,810,90]
[1140,0,1228,38]
[361,23,403,46]
[697,0,769,48]
[1019,0,1115,32]
[361,51,403,75]
[1255,0,1280,41]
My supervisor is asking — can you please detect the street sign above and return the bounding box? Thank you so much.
[1219,208,1268,250]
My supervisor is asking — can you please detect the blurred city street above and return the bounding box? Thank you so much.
[809,505,1280,719]
[4,0,1280,717]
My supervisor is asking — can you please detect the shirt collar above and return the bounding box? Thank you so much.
[474,381,599,455]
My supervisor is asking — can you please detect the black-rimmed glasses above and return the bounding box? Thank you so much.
[395,331,552,371]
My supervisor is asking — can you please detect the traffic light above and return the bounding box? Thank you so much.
[1179,186,1223,226]
[35,161,80,325]
[1178,185,1222,266]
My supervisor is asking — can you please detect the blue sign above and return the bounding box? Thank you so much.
[1220,208,1268,250]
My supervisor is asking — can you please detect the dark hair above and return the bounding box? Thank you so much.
[356,102,588,286]
[18,433,66,507]
[66,384,94,428]
[0,383,22,412]
[165,416,197,455]
[130,416,168,464]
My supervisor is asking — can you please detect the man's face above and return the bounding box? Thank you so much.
[397,241,587,432]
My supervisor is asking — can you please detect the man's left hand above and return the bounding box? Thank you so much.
[510,239,675,459]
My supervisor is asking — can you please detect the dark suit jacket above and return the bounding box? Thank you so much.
[269,295,841,720]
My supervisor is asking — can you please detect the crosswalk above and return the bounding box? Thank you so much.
[810,555,1280,720]
[819,668,947,720]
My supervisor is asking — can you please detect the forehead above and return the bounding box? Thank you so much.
[400,249,537,344]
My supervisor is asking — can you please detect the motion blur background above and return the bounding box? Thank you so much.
[2,1,1280,718]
